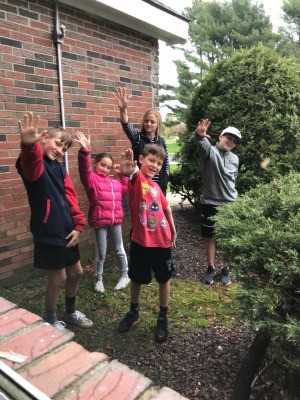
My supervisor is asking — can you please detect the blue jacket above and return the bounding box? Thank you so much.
[16,142,85,246]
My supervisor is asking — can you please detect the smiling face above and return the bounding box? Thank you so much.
[42,132,70,160]
[94,156,113,177]
[139,152,164,179]
[218,134,238,152]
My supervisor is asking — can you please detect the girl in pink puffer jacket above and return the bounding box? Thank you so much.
[76,131,130,293]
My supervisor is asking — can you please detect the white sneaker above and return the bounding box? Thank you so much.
[64,310,93,328]
[94,280,105,293]
[52,320,74,337]
[115,276,130,290]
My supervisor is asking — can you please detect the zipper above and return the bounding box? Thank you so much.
[110,180,115,226]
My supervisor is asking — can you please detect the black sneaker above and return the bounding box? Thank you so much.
[155,316,169,343]
[220,266,231,285]
[118,311,140,333]
[204,265,216,284]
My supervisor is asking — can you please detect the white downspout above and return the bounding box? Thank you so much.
[53,0,68,171]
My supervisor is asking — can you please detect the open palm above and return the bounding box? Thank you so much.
[113,86,131,109]
[18,112,45,145]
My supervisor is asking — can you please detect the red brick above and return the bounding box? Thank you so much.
[0,308,41,335]
[0,297,16,314]
[20,342,108,398]
[1,0,156,282]
[0,323,74,370]
[61,359,152,400]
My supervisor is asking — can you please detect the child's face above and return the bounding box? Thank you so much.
[94,157,113,176]
[139,153,163,179]
[143,113,158,137]
[218,134,238,152]
[42,133,69,160]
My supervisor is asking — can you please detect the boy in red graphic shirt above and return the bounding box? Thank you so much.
[118,144,177,343]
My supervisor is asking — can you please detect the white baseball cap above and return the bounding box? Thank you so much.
[220,126,242,142]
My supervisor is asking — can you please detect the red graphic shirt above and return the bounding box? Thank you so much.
[128,171,171,248]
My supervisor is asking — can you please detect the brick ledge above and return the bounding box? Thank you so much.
[0,297,187,399]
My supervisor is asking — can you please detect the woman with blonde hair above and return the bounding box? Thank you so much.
[114,87,170,195]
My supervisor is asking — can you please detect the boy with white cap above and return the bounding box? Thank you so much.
[193,119,242,285]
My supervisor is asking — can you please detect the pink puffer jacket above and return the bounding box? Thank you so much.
[78,147,128,228]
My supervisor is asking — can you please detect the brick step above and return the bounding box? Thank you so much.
[0,297,187,400]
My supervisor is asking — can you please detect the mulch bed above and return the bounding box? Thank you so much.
[115,205,256,399]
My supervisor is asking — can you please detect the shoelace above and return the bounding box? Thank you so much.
[53,320,67,330]
[71,311,86,321]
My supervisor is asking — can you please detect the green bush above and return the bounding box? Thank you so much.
[214,171,300,372]
[174,44,300,205]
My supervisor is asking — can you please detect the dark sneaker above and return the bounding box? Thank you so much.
[221,267,231,285]
[119,311,140,333]
[204,265,216,284]
[155,316,169,343]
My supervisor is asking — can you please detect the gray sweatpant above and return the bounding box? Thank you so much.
[94,225,128,282]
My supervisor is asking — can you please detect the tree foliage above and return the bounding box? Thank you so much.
[171,44,300,205]
[214,171,300,374]
[161,0,282,120]
[277,0,300,60]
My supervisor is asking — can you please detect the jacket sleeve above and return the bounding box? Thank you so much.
[121,121,140,146]
[118,174,129,195]
[161,138,170,175]
[19,142,44,181]
[195,137,212,159]
[78,147,94,190]
[65,173,85,231]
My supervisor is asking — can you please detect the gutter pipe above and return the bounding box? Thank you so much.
[53,0,69,171]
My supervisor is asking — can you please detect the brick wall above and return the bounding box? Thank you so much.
[0,0,159,283]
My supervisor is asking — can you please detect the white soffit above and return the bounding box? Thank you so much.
[59,0,189,45]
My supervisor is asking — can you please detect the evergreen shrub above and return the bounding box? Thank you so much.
[214,171,300,372]
[172,44,300,205]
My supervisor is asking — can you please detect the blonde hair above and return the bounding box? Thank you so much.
[47,127,73,148]
[140,109,163,138]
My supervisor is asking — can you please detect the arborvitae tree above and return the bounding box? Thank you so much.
[171,44,300,205]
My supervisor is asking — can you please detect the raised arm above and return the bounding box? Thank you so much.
[113,86,132,123]
[75,131,94,189]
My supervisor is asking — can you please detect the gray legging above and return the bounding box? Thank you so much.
[94,225,128,281]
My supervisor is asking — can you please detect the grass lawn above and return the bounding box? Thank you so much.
[0,264,239,351]
[165,137,180,154]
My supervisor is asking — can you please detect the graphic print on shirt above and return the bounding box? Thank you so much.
[141,181,150,195]
[160,219,167,229]
[138,181,165,232]
[147,215,158,231]
[149,199,159,215]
